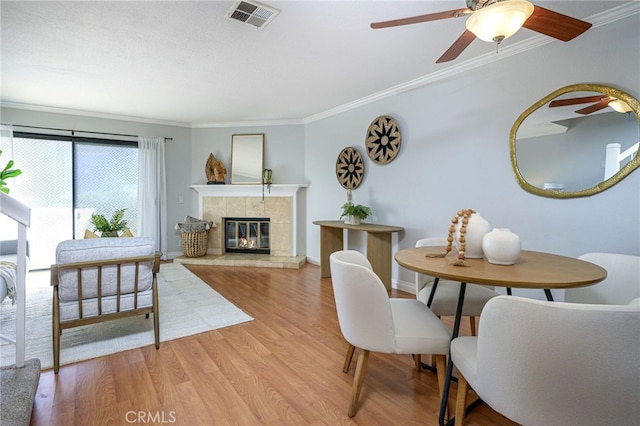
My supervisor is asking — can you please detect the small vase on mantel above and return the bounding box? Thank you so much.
[482,228,521,265]
[454,212,491,258]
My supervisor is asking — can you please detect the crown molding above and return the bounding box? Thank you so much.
[192,118,304,128]
[0,101,192,128]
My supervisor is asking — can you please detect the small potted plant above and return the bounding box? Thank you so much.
[340,202,372,225]
[90,208,128,237]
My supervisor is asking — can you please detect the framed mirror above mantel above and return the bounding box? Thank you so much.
[510,83,640,198]
[230,133,264,184]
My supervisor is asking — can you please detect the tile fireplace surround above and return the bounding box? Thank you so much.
[174,184,307,269]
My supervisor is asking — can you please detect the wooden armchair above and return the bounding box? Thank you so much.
[51,237,161,373]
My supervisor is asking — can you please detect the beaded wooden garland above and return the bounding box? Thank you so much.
[426,208,476,266]
[446,209,476,265]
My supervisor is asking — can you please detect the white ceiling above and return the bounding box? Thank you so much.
[0,1,633,127]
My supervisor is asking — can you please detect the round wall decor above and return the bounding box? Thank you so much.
[336,147,364,189]
[366,115,401,164]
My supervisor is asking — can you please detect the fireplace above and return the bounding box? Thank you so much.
[190,184,306,258]
[224,217,270,254]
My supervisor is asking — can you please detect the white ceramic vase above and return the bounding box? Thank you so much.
[482,228,521,265]
[454,212,490,259]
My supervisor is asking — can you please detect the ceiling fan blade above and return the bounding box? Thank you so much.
[436,30,476,63]
[575,99,611,115]
[549,95,608,108]
[523,5,592,41]
[370,8,471,29]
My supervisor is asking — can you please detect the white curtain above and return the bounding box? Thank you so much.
[137,136,167,258]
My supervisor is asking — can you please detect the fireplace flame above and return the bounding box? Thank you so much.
[239,237,257,249]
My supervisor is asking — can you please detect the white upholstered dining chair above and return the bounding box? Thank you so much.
[565,252,640,305]
[415,237,498,335]
[329,250,451,417]
[451,295,640,426]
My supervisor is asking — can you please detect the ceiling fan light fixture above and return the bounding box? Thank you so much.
[465,0,534,43]
[609,99,632,113]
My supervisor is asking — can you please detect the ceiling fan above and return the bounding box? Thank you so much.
[370,0,592,63]
[549,95,633,115]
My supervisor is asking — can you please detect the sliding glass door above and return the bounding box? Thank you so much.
[74,142,138,240]
[0,135,137,270]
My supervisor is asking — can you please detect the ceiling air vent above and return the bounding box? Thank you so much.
[225,1,280,29]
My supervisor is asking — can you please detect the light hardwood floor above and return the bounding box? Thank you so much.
[31,263,517,425]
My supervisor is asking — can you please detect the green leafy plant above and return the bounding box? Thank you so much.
[90,208,128,236]
[0,149,22,194]
[340,202,372,220]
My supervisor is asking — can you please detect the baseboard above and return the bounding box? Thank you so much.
[394,279,416,295]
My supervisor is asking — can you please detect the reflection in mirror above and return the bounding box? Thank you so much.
[231,134,264,184]
[510,84,640,198]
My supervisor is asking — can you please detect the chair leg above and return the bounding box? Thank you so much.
[469,316,477,336]
[343,343,356,373]
[434,354,450,420]
[152,278,160,349]
[153,311,160,349]
[414,354,422,372]
[52,287,61,374]
[455,372,470,426]
[348,349,370,417]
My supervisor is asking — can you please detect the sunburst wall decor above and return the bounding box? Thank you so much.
[336,147,364,189]
[366,115,401,164]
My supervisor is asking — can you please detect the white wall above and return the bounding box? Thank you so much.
[304,12,640,296]
[190,126,306,187]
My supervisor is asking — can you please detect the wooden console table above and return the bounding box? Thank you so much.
[313,220,403,290]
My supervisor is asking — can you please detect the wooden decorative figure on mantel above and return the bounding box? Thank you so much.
[205,153,226,184]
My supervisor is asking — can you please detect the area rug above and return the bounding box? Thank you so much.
[0,263,253,370]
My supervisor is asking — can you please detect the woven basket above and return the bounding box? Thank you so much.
[181,231,208,257]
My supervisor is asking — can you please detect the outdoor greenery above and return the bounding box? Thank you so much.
[90,208,129,236]
[0,149,22,194]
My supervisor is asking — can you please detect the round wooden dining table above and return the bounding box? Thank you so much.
[394,246,607,426]
[395,246,607,290]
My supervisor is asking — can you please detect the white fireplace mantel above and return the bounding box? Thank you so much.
[190,184,307,257]
[190,184,306,199]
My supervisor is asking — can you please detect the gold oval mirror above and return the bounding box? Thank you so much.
[510,84,640,198]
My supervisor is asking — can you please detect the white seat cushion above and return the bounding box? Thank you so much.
[390,298,451,355]
[56,237,155,302]
[450,336,478,388]
[59,288,154,320]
